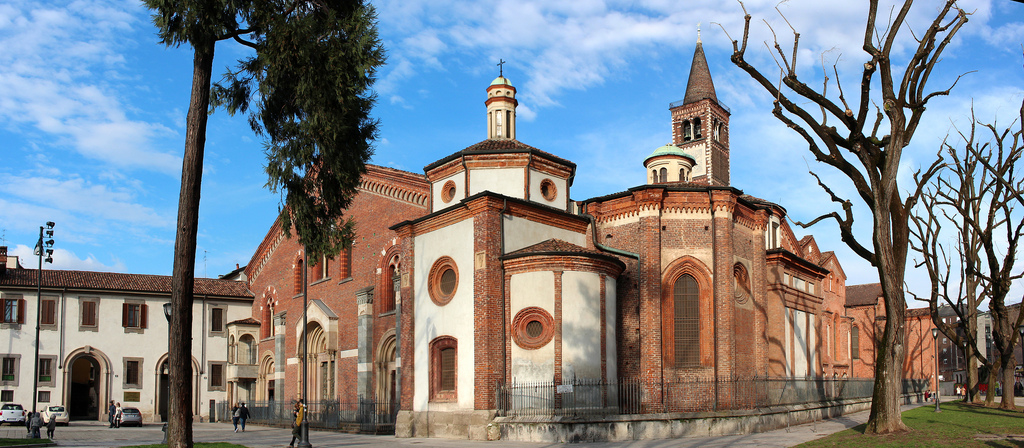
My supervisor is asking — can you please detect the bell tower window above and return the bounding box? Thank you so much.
[693,118,702,138]
[683,121,692,141]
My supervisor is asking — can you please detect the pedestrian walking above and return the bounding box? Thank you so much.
[29,412,43,439]
[46,413,56,439]
[231,403,240,432]
[114,402,123,428]
[108,400,116,428]
[288,399,305,448]
[238,402,250,432]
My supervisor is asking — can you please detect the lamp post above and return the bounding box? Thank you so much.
[932,327,941,413]
[299,249,311,448]
[32,221,55,415]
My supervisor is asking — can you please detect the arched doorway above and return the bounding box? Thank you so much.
[155,356,197,422]
[67,356,101,420]
[257,354,275,402]
[375,332,397,406]
[302,323,332,402]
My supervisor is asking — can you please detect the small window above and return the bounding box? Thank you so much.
[679,168,686,182]
[512,307,554,349]
[0,391,11,402]
[124,359,142,388]
[40,297,57,326]
[0,297,24,324]
[428,257,459,306]
[80,298,99,329]
[652,170,659,183]
[683,120,692,141]
[38,391,50,403]
[0,356,19,386]
[539,179,557,201]
[209,362,225,390]
[441,180,457,204]
[659,167,667,183]
[693,117,702,138]
[851,326,860,360]
[122,302,147,331]
[38,357,55,385]
[210,307,225,333]
[430,337,457,402]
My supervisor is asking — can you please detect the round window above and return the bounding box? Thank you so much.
[540,179,557,201]
[512,307,554,349]
[428,256,458,306]
[441,180,456,203]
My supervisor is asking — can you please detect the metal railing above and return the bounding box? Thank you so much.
[497,377,923,417]
[218,399,398,434]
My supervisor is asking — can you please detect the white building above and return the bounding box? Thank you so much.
[0,246,253,423]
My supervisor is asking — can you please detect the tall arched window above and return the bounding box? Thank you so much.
[293,257,304,295]
[652,170,659,183]
[693,117,702,138]
[851,326,860,360]
[683,120,692,141]
[239,334,256,365]
[659,167,667,183]
[674,274,699,367]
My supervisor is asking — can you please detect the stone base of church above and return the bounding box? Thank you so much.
[492,395,915,443]
[395,409,499,440]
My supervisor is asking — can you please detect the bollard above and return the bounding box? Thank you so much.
[162,423,168,444]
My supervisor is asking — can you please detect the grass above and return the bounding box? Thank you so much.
[800,402,1024,448]
[0,440,50,447]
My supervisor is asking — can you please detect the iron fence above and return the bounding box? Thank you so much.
[497,377,926,417]
[218,399,398,434]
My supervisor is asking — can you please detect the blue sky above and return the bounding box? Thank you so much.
[1,0,1023,299]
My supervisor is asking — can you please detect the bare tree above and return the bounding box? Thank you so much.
[728,0,967,433]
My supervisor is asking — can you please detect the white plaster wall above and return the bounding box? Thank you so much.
[503,216,586,253]
[561,272,602,380]
[789,308,816,377]
[509,271,555,383]
[431,172,466,212]
[412,218,476,411]
[468,167,524,199]
[528,170,568,209]
[0,288,248,422]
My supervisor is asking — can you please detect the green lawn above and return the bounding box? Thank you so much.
[800,402,1024,448]
[0,440,49,447]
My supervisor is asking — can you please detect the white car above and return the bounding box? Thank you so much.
[41,405,69,426]
[0,403,26,425]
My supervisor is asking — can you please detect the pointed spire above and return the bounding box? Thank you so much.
[683,34,717,105]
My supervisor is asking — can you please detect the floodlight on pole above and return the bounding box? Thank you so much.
[32,221,55,415]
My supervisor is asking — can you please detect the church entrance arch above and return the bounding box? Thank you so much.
[375,331,397,406]
[63,347,111,422]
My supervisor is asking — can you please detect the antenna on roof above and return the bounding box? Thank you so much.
[497,59,506,77]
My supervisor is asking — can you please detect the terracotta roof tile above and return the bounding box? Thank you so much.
[846,283,882,307]
[424,139,575,172]
[0,268,252,298]
[228,317,261,326]
[505,239,602,257]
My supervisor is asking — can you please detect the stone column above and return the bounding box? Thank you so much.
[356,287,374,400]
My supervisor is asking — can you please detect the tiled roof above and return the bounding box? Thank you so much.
[424,139,575,172]
[505,239,603,257]
[846,283,882,307]
[228,317,261,326]
[0,268,252,298]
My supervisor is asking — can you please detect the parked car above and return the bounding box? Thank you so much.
[41,405,69,426]
[0,403,26,425]
[119,407,143,426]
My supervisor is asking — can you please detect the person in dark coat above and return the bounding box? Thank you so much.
[231,403,240,432]
[46,413,57,439]
[238,403,250,432]
[108,400,116,428]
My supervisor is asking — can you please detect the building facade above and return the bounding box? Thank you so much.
[0,247,253,423]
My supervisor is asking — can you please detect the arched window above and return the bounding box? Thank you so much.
[693,117,702,138]
[674,274,699,367]
[851,326,860,360]
[261,298,274,339]
[679,168,686,182]
[293,257,304,295]
[652,170,659,183]
[683,120,692,141]
[239,334,256,365]
[659,167,667,183]
[430,336,457,402]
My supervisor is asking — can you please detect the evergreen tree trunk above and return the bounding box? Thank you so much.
[168,39,214,448]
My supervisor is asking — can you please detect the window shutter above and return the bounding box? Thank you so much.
[141,304,148,329]
[17,299,25,324]
[122,303,129,327]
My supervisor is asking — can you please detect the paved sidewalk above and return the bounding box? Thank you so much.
[1,398,981,448]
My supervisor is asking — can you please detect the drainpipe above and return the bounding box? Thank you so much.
[709,189,719,410]
[59,287,67,369]
[500,199,508,391]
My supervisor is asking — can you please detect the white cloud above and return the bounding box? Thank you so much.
[8,244,126,272]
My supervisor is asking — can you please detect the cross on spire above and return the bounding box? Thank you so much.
[497,59,506,77]
[697,22,702,43]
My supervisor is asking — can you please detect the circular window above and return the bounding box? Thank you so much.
[428,256,459,306]
[441,180,456,203]
[540,179,557,201]
[512,307,554,349]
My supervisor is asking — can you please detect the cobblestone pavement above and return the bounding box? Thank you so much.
[4,397,1010,448]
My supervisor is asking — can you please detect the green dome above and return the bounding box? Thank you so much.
[491,76,512,86]
[644,144,695,165]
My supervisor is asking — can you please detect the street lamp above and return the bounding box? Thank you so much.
[932,327,941,413]
[32,221,55,415]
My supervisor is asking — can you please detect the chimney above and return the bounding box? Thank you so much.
[0,246,7,275]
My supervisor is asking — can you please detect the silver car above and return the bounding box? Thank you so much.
[119,407,143,426]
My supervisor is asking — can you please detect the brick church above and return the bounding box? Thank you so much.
[236,38,934,440]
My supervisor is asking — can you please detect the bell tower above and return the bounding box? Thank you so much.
[670,30,730,186]
[486,61,517,140]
